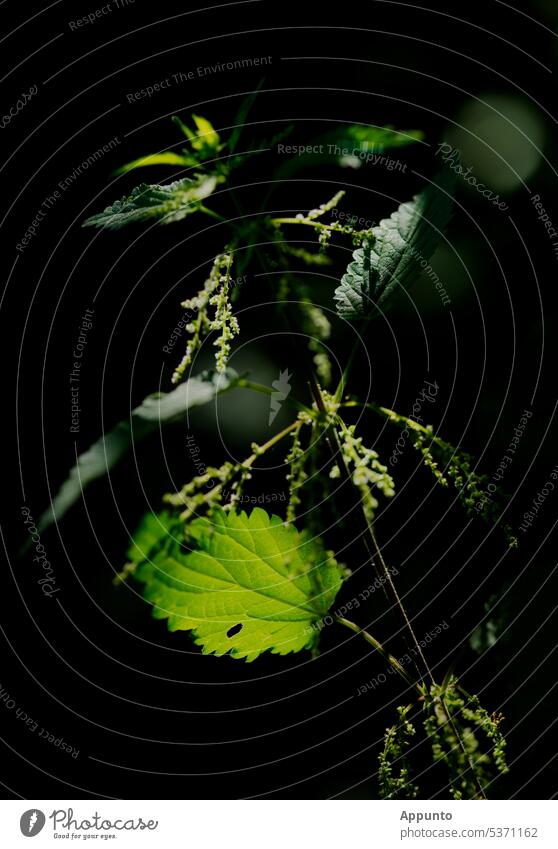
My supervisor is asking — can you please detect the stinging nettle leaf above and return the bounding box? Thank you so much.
[37,370,238,534]
[82,174,218,230]
[133,507,346,661]
[334,169,455,319]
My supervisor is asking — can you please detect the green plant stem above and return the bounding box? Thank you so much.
[333,317,373,404]
[336,617,417,689]
[323,434,438,698]
[365,519,488,801]
[237,378,313,415]
[270,216,374,242]
[342,399,436,439]
[199,204,226,221]
[368,523,434,686]
[271,217,346,233]
[247,419,301,458]
[319,417,432,684]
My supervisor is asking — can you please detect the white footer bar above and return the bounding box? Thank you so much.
[0,800,556,848]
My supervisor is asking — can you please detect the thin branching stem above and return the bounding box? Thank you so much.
[237,378,313,415]
[336,616,418,690]
[178,419,299,521]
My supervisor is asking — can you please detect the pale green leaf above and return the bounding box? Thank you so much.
[115,152,200,174]
[134,507,345,661]
[334,169,455,319]
[191,114,220,149]
[276,125,423,177]
[339,125,424,151]
[37,370,238,533]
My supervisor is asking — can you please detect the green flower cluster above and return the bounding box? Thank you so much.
[339,424,395,523]
[422,677,508,800]
[380,677,508,800]
[379,704,420,800]
[172,253,239,383]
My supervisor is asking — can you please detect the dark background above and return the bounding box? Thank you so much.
[1,0,558,799]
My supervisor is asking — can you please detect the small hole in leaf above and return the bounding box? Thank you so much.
[227,623,243,638]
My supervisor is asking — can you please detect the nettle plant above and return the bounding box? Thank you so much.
[44,104,514,799]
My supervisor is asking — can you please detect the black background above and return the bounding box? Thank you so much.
[2,0,558,800]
